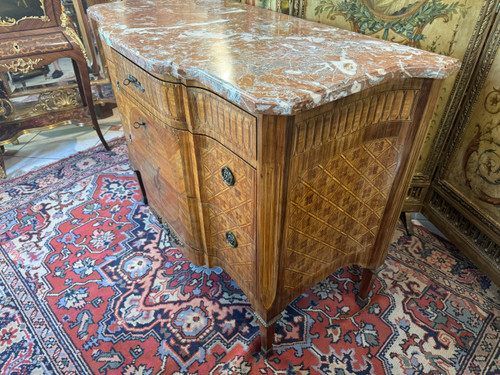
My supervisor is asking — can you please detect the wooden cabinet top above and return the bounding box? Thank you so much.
[88,0,460,115]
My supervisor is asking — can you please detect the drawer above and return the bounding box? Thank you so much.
[194,134,255,239]
[188,87,257,166]
[112,49,187,130]
[119,94,203,251]
[195,135,256,292]
[0,32,71,60]
[204,203,256,295]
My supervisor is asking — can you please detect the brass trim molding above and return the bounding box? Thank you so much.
[0,98,15,121]
[0,0,50,27]
[0,57,43,73]
[60,11,89,63]
[33,88,80,113]
[0,115,92,147]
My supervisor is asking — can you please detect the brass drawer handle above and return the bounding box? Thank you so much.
[226,231,238,248]
[221,166,235,186]
[123,74,145,93]
[133,121,146,129]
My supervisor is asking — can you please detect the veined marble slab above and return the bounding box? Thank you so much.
[88,0,460,115]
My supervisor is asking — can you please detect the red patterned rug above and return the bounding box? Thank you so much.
[0,139,498,374]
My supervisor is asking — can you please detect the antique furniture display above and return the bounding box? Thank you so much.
[88,0,460,353]
[0,0,112,178]
[247,0,500,283]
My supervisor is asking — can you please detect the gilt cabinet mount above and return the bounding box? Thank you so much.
[89,0,459,352]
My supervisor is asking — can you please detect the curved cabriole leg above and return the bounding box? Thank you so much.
[71,59,110,151]
[357,264,385,307]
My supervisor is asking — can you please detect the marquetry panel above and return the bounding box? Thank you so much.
[112,49,186,129]
[195,134,256,294]
[195,134,255,240]
[0,32,70,59]
[188,87,257,166]
[283,137,401,292]
[292,84,420,156]
[205,204,256,295]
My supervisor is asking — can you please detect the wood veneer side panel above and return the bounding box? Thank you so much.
[368,79,442,268]
[255,114,294,320]
[269,79,427,314]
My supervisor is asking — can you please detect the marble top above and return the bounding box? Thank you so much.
[88,0,460,115]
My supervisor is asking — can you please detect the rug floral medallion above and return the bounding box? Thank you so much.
[0,140,498,374]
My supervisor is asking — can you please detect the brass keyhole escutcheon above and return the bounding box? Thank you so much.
[221,166,235,186]
[133,121,146,129]
[226,231,238,248]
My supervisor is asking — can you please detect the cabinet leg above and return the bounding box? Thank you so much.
[0,147,5,179]
[259,321,276,356]
[71,59,110,151]
[132,168,148,205]
[357,265,384,306]
[400,211,414,236]
[254,311,281,355]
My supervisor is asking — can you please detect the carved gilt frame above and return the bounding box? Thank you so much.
[423,11,500,285]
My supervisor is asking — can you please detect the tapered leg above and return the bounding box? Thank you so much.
[71,59,110,151]
[132,167,148,205]
[254,312,281,355]
[357,265,384,306]
[259,321,276,356]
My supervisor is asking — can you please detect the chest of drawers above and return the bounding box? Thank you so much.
[89,0,460,353]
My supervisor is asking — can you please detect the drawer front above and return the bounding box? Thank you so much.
[112,49,187,129]
[188,87,257,166]
[119,94,203,251]
[0,33,71,60]
[195,135,256,292]
[107,62,142,167]
[204,203,256,295]
[195,135,255,239]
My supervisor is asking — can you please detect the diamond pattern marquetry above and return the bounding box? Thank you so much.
[195,135,256,293]
[284,138,401,290]
[205,204,256,295]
